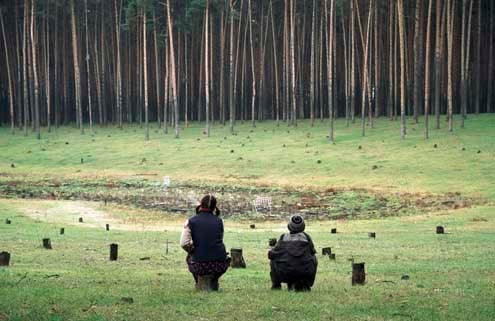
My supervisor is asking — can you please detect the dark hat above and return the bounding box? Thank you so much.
[288,215,305,233]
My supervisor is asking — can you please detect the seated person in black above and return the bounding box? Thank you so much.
[268,215,317,291]
[180,195,229,290]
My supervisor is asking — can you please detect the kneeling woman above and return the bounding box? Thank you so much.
[180,195,229,290]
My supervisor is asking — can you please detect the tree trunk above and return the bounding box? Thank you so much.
[434,0,446,129]
[289,0,296,126]
[413,0,423,123]
[114,0,122,128]
[350,0,356,123]
[361,0,373,137]
[143,8,149,141]
[248,0,256,127]
[447,0,455,132]
[31,0,40,139]
[166,0,179,138]
[487,0,494,113]
[0,8,15,134]
[310,0,316,126]
[388,0,394,120]
[474,0,481,114]
[270,0,280,126]
[205,0,210,136]
[85,0,92,132]
[398,0,406,139]
[229,1,235,132]
[326,0,335,141]
[424,0,433,139]
[23,0,30,136]
[153,8,161,128]
[220,7,225,125]
[342,5,349,127]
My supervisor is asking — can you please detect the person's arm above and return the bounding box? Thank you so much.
[305,232,317,255]
[268,234,284,260]
[180,219,194,253]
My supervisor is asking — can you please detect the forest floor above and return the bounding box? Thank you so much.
[0,115,494,320]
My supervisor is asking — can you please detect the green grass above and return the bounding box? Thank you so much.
[1,115,494,199]
[0,199,494,321]
[0,116,494,320]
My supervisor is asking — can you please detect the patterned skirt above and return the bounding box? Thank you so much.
[187,255,230,276]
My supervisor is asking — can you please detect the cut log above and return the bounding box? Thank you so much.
[60,228,65,235]
[0,252,10,266]
[196,274,219,291]
[268,238,277,247]
[352,262,366,285]
[110,243,118,261]
[230,248,246,268]
[436,226,444,234]
[368,232,376,238]
[322,247,332,256]
[331,228,337,234]
[42,238,52,249]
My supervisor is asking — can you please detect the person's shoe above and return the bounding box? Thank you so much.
[271,283,282,290]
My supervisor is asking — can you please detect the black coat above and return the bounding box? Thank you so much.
[269,232,317,283]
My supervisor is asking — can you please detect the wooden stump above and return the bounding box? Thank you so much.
[322,247,332,256]
[106,224,110,231]
[250,224,256,229]
[42,238,52,249]
[230,248,246,268]
[110,243,118,261]
[196,274,218,291]
[5,219,11,224]
[78,217,83,223]
[329,253,336,260]
[436,226,444,234]
[331,228,337,234]
[60,228,65,235]
[352,262,366,285]
[368,232,376,238]
[0,252,10,266]
[268,238,277,247]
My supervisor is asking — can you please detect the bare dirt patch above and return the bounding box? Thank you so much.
[18,200,183,232]
[0,176,483,220]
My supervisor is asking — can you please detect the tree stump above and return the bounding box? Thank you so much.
[60,228,65,235]
[329,253,336,260]
[436,226,444,234]
[331,228,337,234]
[0,252,10,266]
[42,238,52,249]
[368,232,376,238]
[5,219,11,224]
[250,224,256,229]
[78,217,83,223]
[106,224,110,231]
[352,262,366,285]
[196,274,218,292]
[322,247,332,256]
[268,238,277,247]
[230,248,246,268]
[110,243,118,261]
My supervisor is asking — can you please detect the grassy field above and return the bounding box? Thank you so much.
[1,115,494,198]
[0,116,494,320]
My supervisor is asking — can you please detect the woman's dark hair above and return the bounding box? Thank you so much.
[196,195,221,216]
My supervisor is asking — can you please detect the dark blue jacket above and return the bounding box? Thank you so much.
[189,211,227,262]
